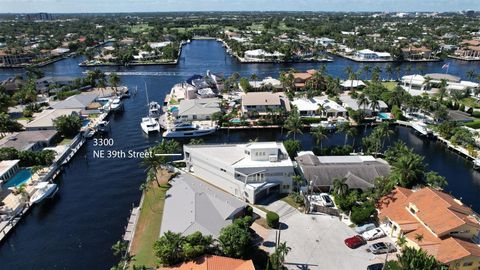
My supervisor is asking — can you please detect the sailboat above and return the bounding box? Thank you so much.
[140,83,161,134]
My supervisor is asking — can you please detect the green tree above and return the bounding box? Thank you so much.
[284,111,303,140]
[386,246,443,270]
[53,114,82,138]
[390,153,425,188]
[283,139,302,160]
[269,242,291,270]
[218,217,252,259]
[311,126,328,152]
[153,231,185,266]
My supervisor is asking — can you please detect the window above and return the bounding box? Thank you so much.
[409,207,416,214]
[462,262,473,267]
[220,168,226,172]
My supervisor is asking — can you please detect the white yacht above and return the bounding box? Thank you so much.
[30,182,58,204]
[162,121,217,138]
[141,117,161,134]
[110,97,123,111]
[149,101,162,118]
[97,121,110,133]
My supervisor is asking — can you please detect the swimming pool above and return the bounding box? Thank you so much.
[82,119,91,127]
[378,113,391,120]
[4,169,33,188]
[230,118,242,124]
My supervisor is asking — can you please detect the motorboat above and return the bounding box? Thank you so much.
[411,121,432,136]
[30,182,58,204]
[97,121,110,133]
[141,117,160,134]
[149,101,162,118]
[110,97,123,111]
[162,121,217,138]
[310,121,336,131]
[84,128,96,138]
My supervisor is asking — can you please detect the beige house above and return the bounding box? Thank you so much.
[241,92,291,118]
[378,187,480,270]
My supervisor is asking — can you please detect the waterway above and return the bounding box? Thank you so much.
[0,40,479,269]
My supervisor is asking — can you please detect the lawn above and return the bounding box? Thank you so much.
[129,170,173,269]
[464,119,480,129]
[130,24,153,33]
[382,81,399,91]
[280,194,303,210]
[460,97,480,109]
[58,138,73,145]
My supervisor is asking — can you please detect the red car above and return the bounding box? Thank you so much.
[344,235,367,249]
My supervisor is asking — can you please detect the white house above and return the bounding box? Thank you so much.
[315,37,336,47]
[401,73,479,96]
[292,98,347,118]
[184,142,294,203]
[176,98,221,121]
[355,49,392,60]
[241,92,291,117]
[244,49,284,61]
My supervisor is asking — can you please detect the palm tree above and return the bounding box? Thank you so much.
[250,73,258,81]
[390,154,425,188]
[357,93,370,113]
[316,103,327,118]
[386,64,394,81]
[369,95,380,115]
[438,78,448,102]
[311,126,328,152]
[284,111,303,140]
[336,122,350,145]
[346,126,358,149]
[109,72,121,95]
[271,242,291,270]
[422,76,431,91]
[376,122,394,149]
[332,178,349,196]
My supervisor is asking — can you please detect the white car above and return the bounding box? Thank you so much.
[361,228,386,241]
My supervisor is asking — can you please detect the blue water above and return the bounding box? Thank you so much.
[0,40,480,270]
[4,169,32,188]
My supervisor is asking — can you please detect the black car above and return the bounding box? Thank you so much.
[367,263,384,270]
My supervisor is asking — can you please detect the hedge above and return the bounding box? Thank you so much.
[266,211,279,228]
[350,203,376,225]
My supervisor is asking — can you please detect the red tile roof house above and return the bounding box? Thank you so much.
[377,187,480,269]
[157,255,255,270]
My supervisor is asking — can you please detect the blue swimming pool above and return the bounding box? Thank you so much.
[4,169,33,188]
[230,118,242,123]
[82,119,91,127]
[378,113,391,120]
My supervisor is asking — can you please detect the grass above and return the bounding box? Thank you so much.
[460,97,480,108]
[130,24,153,33]
[16,116,32,121]
[58,138,73,145]
[280,194,303,210]
[464,119,480,129]
[382,81,399,91]
[129,170,173,269]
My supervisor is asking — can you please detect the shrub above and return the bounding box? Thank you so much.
[472,111,480,118]
[245,205,254,217]
[350,203,376,225]
[266,211,280,228]
[301,117,322,124]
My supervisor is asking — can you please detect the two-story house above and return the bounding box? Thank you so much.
[378,187,480,270]
[184,142,294,203]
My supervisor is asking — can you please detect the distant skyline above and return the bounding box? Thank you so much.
[0,0,478,13]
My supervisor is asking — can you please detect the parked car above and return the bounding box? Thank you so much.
[320,193,334,207]
[367,263,384,270]
[367,242,397,254]
[362,228,386,241]
[344,235,366,249]
[355,223,376,234]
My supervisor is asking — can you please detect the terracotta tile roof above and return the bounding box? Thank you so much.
[462,39,480,46]
[292,72,313,81]
[437,238,480,264]
[158,255,255,270]
[401,46,432,53]
[378,187,480,265]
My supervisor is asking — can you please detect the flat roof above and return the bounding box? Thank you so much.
[0,160,20,177]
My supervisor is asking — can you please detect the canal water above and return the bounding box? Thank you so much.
[0,40,479,270]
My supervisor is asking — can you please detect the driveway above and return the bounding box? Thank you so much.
[261,201,395,270]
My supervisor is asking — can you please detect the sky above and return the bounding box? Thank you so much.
[0,0,478,13]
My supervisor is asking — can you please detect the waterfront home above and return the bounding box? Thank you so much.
[339,93,388,114]
[378,187,480,270]
[24,108,82,131]
[0,130,57,151]
[340,80,366,91]
[184,142,294,203]
[0,77,24,95]
[241,92,291,118]
[133,50,159,61]
[0,48,50,66]
[0,160,20,187]
[247,77,283,92]
[401,46,433,60]
[51,93,99,111]
[295,152,390,192]
[292,97,347,118]
[206,70,224,92]
[401,73,479,96]
[148,41,172,49]
[50,47,70,56]
[315,37,336,47]
[453,40,480,60]
[243,49,284,62]
[35,76,77,94]
[355,49,392,61]
[175,98,221,121]
[168,82,198,102]
[157,255,255,270]
[160,173,246,238]
[292,70,316,90]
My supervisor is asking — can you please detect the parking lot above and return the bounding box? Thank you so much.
[260,201,398,270]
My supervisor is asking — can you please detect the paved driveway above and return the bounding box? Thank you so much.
[261,201,394,270]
